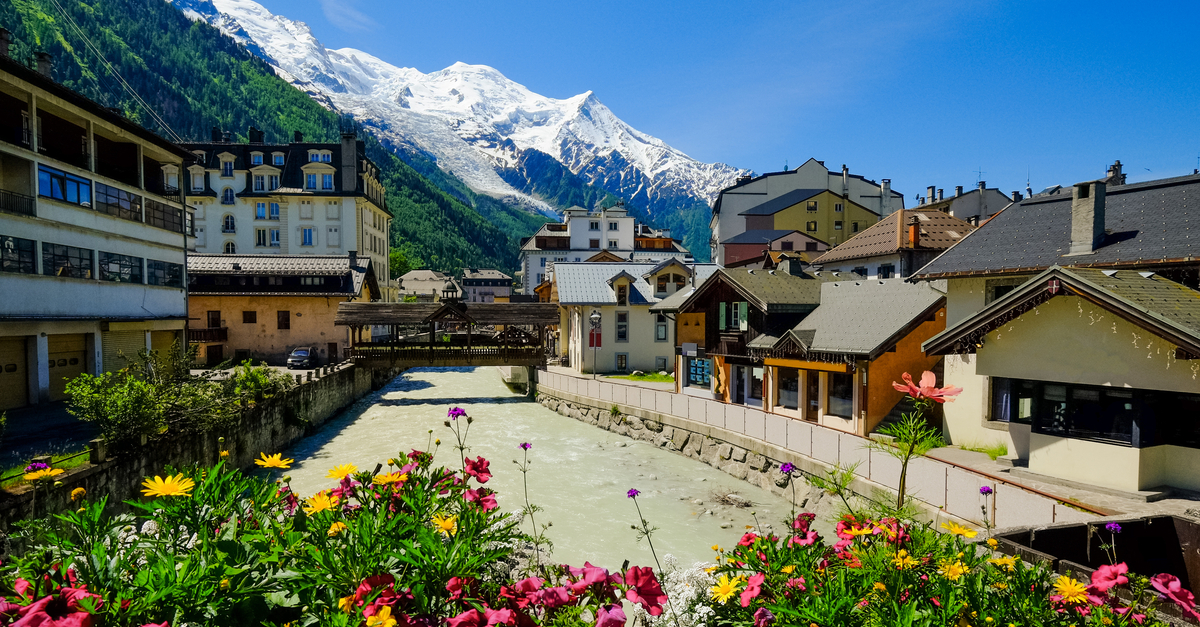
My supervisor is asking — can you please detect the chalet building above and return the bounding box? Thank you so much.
[0,43,191,412]
[554,259,717,375]
[813,209,974,279]
[910,181,1017,225]
[460,268,511,303]
[914,170,1200,493]
[187,253,378,366]
[518,203,690,295]
[720,229,828,266]
[710,159,905,264]
[748,279,946,435]
[180,128,395,302]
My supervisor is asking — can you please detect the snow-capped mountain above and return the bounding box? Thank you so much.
[168,0,747,224]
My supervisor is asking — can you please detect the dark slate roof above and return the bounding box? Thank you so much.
[913,174,1200,278]
[180,138,374,197]
[461,268,511,280]
[814,210,974,265]
[737,189,825,216]
[721,229,806,245]
[711,158,905,216]
[784,279,945,358]
[924,266,1200,356]
[187,253,373,296]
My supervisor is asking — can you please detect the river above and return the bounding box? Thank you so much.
[281,367,808,570]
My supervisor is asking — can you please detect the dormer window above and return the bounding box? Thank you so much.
[221,161,233,177]
[191,171,204,192]
[306,174,317,189]
[322,153,331,162]
[273,154,284,166]
[656,275,667,294]
[251,153,263,165]
[616,284,628,306]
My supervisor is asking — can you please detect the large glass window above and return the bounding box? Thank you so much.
[38,165,91,206]
[146,199,184,233]
[750,367,764,401]
[256,202,267,219]
[94,183,142,222]
[42,243,93,279]
[828,372,854,417]
[269,202,280,220]
[99,251,143,283]
[687,357,711,389]
[1,235,36,275]
[147,260,183,287]
[777,367,799,409]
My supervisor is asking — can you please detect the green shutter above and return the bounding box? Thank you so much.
[718,302,726,330]
[739,302,749,331]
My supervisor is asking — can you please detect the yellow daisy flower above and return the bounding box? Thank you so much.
[327,521,348,537]
[988,556,1017,572]
[844,526,875,537]
[892,549,918,570]
[255,452,293,468]
[338,595,355,613]
[873,582,887,592]
[303,492,339,515]
[70,487,87,502]
[986,538,998,549]
[372,472,408,486]
[781,565,796,574]
[220,450,230,459]
[432,513,458,537]
[937,560,968,581]
[141,474,195,497]
[366,606,398,627]
[1054,576,1089,604]
[709,574,743,604]
[326,463,358,479]
[941,521,979,538]
[24,468,65,482]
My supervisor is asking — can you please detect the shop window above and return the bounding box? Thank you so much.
[777,367,799,409]
[828,372,854,417]
[686,357,711,389]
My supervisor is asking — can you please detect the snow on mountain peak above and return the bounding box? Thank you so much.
[175,0,747,219]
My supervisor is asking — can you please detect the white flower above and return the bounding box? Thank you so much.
[141,520,160,536]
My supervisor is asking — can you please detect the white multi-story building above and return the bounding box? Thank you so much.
[0,48,191,412]
[518,203,691,294]
[181,128,395,301]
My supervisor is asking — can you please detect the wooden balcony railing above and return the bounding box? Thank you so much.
[187,327,228,343]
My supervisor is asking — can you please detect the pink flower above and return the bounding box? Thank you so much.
[464,457,492,483]
[1090,563,1129,593]
[567,563,611,594]
[13,579,32,599]
[465,489,499,512]
[791,512,816,532]
[1114,606,1146,624]
[789,530,819,547]
[753,608,774,627]
[786,577,806,592]
[595,604,626,627]
[446,576,474,600]
[354,574,396,605]
[446,609,484,627]
[1151,573,1200,620]
[484,607,515,626]
[740,573,765,607]
[532,586,571,609]
[624,566,667,616]
[738,532,758,547]
[892,371,962,403]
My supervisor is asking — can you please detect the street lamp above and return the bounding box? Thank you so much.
[590,310,601,380]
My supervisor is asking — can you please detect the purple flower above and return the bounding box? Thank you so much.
[519,442,532,450]
[979,486,993,496]
[753,608,775,627]
[24,462,49,473]
[1106,522,1122,534]
[780,462,795,474]
[447,407,466,420]
[627,488,640,499]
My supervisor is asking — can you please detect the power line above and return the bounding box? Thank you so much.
[46,0,185,142]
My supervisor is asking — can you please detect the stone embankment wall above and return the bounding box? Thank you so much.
[536,370,1095,531]
[0,363,403,529]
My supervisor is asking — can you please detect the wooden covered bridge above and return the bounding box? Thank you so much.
[335,301,560,368]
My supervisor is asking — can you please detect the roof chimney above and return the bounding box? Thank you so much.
[927,185,936,204]
[349,250,358,268]
[211,126,222,142]
[248,126,263,144]
[908,215,920,249]
[1068,181,1106,255]
[955,185,963,197]
[340,132,358,192]
[0,29,12,58]
[880,179,891,214]
[1106,160,1126,185]
[293,130,304,143]
[34,51,52,77]
[841,164,849,197]
[1011,191,1023,202]
[937,188,944,201]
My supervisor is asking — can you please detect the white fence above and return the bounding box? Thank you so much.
[537,371,1095,529]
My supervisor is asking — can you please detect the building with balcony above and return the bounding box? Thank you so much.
[186,252,379,366]
[518,202,691,295]
[0,43,192,412]
[180,128,395,302]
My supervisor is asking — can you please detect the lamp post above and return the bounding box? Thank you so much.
[590,310,601,380]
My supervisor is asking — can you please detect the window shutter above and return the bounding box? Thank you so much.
[739,302,749,331]
[718,302,726,330]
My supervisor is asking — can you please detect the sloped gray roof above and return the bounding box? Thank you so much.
[648,266,722,313]
[462,268,511,280]
[914,174,1200,278]
[738,189,825,216]
[721,229,806,245]
[557,263,720,306]
[786,279,945,357]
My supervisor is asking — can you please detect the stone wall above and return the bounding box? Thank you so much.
[0,363,404,530]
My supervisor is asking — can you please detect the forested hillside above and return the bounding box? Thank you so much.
[0,0,549,272]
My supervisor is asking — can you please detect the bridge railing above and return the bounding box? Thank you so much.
[349,344,544,363]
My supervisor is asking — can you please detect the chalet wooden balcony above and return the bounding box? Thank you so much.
[188,327,228,343]
[717,331,747,356]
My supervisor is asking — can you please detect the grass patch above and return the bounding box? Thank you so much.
[0,449,91,490]
[608,372,675,383]
[960,441,1008,460]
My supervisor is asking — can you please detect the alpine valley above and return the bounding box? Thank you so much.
[169,0,749,258]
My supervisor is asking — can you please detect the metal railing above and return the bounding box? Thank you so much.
[0,188,36,218]
[187,327,228,342]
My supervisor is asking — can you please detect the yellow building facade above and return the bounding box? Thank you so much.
[741,190,879,248]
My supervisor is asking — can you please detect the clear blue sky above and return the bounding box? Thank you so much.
[257,0,1200,202]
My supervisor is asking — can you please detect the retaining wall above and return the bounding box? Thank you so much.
[0,363,404,530]
[536,371,1094,530]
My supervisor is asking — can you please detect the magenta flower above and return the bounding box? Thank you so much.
[892,371,963,403]
[1091,563,1129,593]
[624,566,667,615]
[1106,522,1122,534]
[740,572,766,607]
[464,457,492,483]
[753,608,775,627]
[596,604,627,627]
[448,407,467,420]
[24,462,49,473]
[627,488,640,498]
[465,488,499,512]
[1151,573,1200,620]
[980,486,993,495]
[780,462,795,474]
[519,442,532,450]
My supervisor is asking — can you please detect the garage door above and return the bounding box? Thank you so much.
[48,334,87,402]
[102,330,145,372]
[150,331,178,356]
[0,337,28,411]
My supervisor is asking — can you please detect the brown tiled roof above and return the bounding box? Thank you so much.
[814,210,974,265]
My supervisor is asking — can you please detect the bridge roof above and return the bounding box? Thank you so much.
[336,302,560,327]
